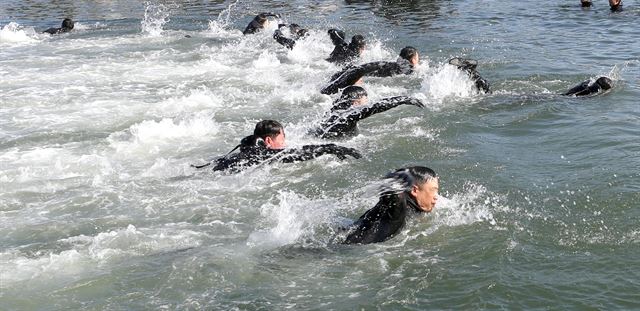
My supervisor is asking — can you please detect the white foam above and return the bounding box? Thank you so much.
[0,22,38,45]
[420,63,479,101]
[0,224,202,286]
[108,115,220,158]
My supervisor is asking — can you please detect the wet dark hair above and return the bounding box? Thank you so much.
[596,77,613,90]
[237,120,284,151]
[581,0,592,7]
[62,18,74,30]
[254,14,268,27]
[399,46,418,62]
[332,86,367,111]
[348,35,366,50]
[389,166,437,188]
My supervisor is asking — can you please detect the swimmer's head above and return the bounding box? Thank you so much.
[581,0,592,7]
[62,18,74,30]
[349,35,366,54]
[596,77,613,90]
[609,0,622,8]
[240,120,285,150]
[252,14,269,29]
[390,166,439,212]
[400,46,419,67]
[333,86,368,110]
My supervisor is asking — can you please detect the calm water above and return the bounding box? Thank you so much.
[1,0,639,309]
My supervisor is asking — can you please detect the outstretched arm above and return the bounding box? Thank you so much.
[345,96,424,122]
[273,29,296,49]
[328,28,347,46]
[277,144,361,163]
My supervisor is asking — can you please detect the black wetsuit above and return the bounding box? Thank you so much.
[563,78,612,97]
[469,71,491,94]
[326,29,360,65]
[243,13,279,35]
[43,26,72,35]
[273,24,307,50]
[344,191,423,244]
[448,58,491,93]
[321,60,414,95]
[313,96,424,139]
[211,143,361,173]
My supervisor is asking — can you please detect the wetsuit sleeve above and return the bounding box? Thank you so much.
[364,61,403,77]
[343,193,408,244]
[273,29,296,49]
[278,144,361,162]
[43,27,60,34]
[328,29,347,46]
[563,81,590,96]
[320,64,373,95]
[345,96,424,122]
[471,72,491,94]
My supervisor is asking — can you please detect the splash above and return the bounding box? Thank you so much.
[420,63,479,101]
[0,22,37,44]
[140,1,173,36]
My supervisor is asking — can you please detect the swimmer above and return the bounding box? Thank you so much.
[243,12,280,35]
[326,29,366,65]
[273,23,309,49]
[563,76,613,97]
[321,46,419,95]
[343,166,439,244]
[43,18,74,35]
[609,0,623,11]
[194,120,362,173]
[448,57,491,94]
[581,0,593,7]
[312,86,425,139]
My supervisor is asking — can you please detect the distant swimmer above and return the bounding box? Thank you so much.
[448,57,491,94]
[321,46,419,95]
[43,18,74,35]
[273,23,309,49]
[343,166,439,245]
[194,120,362,173]
[312,86,425,139]
[243,12,280,35]
[563,76,613,97]
[326,29,366,65]
[581,0,593,7]
[609,0,623,11]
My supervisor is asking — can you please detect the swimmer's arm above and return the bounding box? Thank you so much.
[278,144,361,162]
[348,96,424,121]
[328,29,347,46]
[273,29,295,49]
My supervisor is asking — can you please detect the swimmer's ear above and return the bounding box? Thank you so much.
[256,137,267,147]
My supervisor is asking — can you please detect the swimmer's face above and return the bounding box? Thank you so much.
[265,130,286,149]
[351,96,368,106]
[609,0,621,6]
[410,53,420,67]
[411,178,439,213]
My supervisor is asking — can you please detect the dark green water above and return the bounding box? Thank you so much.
[1,0,639,309]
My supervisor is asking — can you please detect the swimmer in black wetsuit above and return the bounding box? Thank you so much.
[312,86,425,139]
[343,166,439,245]
[326,29,366,65]
[243,13,279,35]
[609,0,623,11]
[194,120,361,173]
[321,46,420,95]
[43,18,74,35]
[563,76,613,97]
[273,23,309,49]
[581,0,593,7]
[448,57,491,94]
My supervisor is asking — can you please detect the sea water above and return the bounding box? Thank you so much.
[1,0,639,309]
